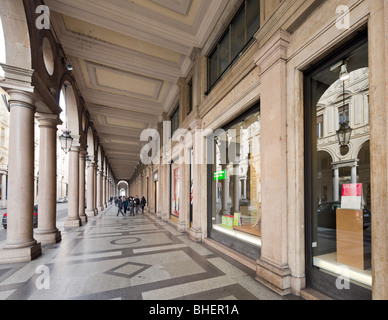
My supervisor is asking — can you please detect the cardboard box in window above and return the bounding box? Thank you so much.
[336,208,371,270]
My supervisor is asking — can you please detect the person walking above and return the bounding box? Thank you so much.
[123,197,128,215]
[117,197,125,216]
[135,195,140,215]
[141,196,147,214]
[129,197,135,216]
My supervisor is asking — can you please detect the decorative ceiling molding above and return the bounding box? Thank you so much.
[46,0,230,180]
[150,0,192,15]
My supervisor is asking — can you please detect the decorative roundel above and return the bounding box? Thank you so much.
[42,37,55,76]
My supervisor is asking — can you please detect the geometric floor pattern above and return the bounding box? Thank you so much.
[0,206,300,300]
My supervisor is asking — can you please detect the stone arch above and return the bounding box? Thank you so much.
[87,126,95,160]
[0,0,31,70]
[352,138,370,161]
[117,181,129,197]
[59,78,81,138]
[97,144,104,171]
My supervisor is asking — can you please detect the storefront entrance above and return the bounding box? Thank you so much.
[304,32,372,300]
[207,104,261,261]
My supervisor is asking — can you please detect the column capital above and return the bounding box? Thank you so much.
[69,135,81,152]
[36,113,62,128]
[79,149,87,158]
[254,29,290,75]
[190,47,201,63]
[7,89,37,111]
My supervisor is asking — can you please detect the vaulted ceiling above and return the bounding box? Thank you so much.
[47,0,229,180]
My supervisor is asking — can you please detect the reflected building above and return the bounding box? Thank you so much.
[316,67,370,207]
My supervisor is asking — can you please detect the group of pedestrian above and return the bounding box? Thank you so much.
[115,195,147,217]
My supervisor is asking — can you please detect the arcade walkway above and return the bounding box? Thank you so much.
[0,205,295,300]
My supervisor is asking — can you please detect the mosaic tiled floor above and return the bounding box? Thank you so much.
[0,206,298,300]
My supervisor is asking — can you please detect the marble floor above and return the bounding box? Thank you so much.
[0,206,298,300]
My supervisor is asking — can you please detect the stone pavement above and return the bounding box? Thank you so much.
[0,205,300,301]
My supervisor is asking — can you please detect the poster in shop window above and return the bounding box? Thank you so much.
[341,183,362,210]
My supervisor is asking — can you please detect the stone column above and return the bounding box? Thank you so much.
[162,163,170,222]
[93,163,98,215]
[254,30,292,296]
[34,113,62,244]
[333,167,339,201]
[221,164,229,215]
[351,165,357,184]
[65,140,82,228]
[177,160,189,233]
[1,173,7,208]
[369,0,388,300]
[103,173,107,208]
[79,150,87,223]
[189,119,204,242]
[156,163,161,218]
[86,159,96,217]
[97,168,103,212]
[0,90,41,263]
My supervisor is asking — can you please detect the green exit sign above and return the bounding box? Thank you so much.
[214,170,226,181]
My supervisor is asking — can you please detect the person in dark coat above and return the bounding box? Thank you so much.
[123,197,128,215]
[135,195,140,215]
[117,197,125,216]
[141,196,147,214]
[129,197,135,216]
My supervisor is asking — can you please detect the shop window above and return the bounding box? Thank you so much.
[171,162,180,217]
[305,35,371,299]
[209,107,261,251]
[207,0,260,91]
[171,105,179,136]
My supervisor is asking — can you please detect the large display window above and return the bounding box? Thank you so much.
[171,162,180,217]
[304,33,372,299]
[208,106,261,257]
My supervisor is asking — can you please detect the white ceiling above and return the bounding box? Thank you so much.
[47,0,229,180]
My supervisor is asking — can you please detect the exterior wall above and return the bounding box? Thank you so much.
[135,0,388,300]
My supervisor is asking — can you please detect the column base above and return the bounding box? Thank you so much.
[177,221,187,233]
[255,257,292,296]
[156,211,161,219]
[189,227,202,243]
[98,206,104,212]
[64,218,82,228]
[34,229,62,245]
[86,209,96,217]
[0,242,42,264]
[80,214,88,223]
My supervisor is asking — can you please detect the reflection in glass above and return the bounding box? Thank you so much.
[211,111,261,245]
[171,163,179,217]
[310,42,371,288]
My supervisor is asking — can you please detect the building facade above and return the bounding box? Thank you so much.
[0,0,387,301]
[130,0,388,300]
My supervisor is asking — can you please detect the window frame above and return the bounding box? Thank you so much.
[206,0,260,93]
